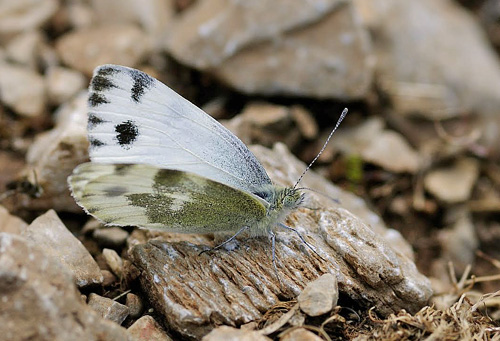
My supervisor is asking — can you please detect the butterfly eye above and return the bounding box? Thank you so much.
[283,193,298,208]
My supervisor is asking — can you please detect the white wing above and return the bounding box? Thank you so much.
[87,64,272,197]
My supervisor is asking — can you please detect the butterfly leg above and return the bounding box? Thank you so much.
[278,223,324,260]
[269,230,284,289]
[199,225,249,255]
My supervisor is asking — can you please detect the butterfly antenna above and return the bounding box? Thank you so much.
[293,108,348,189]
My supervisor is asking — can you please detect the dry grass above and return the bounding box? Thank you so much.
[257,266,500,340]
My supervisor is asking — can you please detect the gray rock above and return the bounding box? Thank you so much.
[0,233,130,341]
[55,25,152,76]
[127,143,432,339]
[22,209,103,288]
[438,209,478,273]
[202,326,271,341]
[0,205,28,234]
[102,248,124,278]
[45,66,86,105]
[90,0,173,45]
[94,227,130,248]
[127,315,172,341]
[298,273,338,316]
[5,31,44,68]
[424,158,479,203]
[330,117,420,174]
[101,269,119,287]
[165,0,373,99]
[359,0,500,120]
[222,102,303,149]
[0,62,46,117]
[23,92,89,212]
[126,293,144,319]
[0,0,58,34]
[88,293,129,325]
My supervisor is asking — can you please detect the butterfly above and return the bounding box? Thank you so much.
[68,64,347,276]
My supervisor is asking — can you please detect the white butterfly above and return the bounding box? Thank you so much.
[69,65,346,273]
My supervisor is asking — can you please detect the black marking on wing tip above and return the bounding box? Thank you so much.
[97,65,120,77]
[88,113,106,129]
[128,69,154,103]
[115,120,138,149]
[88,93,109,107]
[91,73,118,92]
[103,186,128,197]
[89,137,105,148]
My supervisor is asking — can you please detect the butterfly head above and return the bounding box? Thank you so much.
[254,185,304,212]
[280,187,304,210]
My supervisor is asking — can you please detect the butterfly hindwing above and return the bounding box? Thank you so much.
[87,64,272,198]
[69,163,268,232]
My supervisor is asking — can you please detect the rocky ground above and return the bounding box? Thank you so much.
[1,0,500,340]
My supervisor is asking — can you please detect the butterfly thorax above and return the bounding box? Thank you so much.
[252,185,304,236]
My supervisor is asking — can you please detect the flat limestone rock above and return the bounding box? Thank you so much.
[330,117,420,174]
[165,0,373,99]
[358,0,500,120]
[128,144,432,339]
[424,158,479,204]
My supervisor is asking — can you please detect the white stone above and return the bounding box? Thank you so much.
[0,62,46,117]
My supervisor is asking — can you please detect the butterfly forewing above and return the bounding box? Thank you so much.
[87,65,272,197]
[69,163,268,232]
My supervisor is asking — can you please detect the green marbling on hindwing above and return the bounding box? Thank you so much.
[126,169,268,232]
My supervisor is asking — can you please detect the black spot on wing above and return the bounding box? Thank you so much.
[88,113,106,129]
[115,120,139,149]
[128,69,154,103]
[89,137,105,148]
[88,93,109,107]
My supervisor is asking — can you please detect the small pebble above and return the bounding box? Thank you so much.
[126,293,144,319]
[87,293,129,325]
[102,248,123,278]
[297,273,338,317]
[93,227,129,248]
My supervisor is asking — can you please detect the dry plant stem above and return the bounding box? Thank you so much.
[112,289,131,301]
[259,303,300,336]
[470,290,500,312]
[476,250,500,269]
[464,274,500,285]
